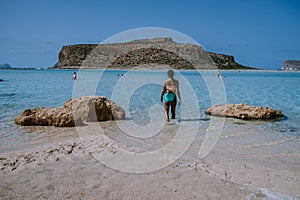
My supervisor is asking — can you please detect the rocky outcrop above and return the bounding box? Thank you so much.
[14,108,83,127]
[205,103,282,120]
[64,96,125,122]
[109,47,194,69]
[280,60,300,71]
[207,52,251,69]
[55,44,96,67]
[15,96,125,127]
[53,38,252,70]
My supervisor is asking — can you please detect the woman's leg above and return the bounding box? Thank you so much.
[171,98,177,120]
[164,102,170,122]
[171,102,176,120]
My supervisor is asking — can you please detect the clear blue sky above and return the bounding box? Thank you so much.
[0,0,299,69]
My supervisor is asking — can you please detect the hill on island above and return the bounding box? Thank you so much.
[281,60,300,71]
[0,64,11,69]
[53,38,254,70]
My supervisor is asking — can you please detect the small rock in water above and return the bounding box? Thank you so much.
[233,120,246,125]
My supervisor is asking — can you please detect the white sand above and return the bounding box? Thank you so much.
[1,121,299,200]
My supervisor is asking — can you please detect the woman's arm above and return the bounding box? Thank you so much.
[176,80,182,104]
[160,82,166,102]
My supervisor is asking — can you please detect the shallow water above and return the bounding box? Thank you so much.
[0,69,299,155]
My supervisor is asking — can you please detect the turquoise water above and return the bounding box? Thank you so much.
[0,69,299,152]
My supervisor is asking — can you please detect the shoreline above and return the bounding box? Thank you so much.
[2,67,298,72]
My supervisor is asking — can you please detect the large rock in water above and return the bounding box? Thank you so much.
[14,96,125,127]
[14,108,83,127]
[205,103,282,120]
[63,96,125,121]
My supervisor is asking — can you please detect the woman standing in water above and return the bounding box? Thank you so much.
[160,70,182,123]
[73,72,77,80]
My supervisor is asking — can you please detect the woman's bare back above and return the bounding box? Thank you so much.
[165,79,178,94]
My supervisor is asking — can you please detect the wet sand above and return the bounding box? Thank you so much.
[1,121,299,199]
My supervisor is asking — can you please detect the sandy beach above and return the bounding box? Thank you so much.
[1,120,299,200]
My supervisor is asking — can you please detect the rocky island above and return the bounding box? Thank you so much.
[280,60,300,71]
[0,63,11,69]
[53,38,254,70]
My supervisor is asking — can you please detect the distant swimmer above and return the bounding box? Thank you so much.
[73,72,77,80]
[160,70,182,123]
[217,70,225,78]
[0,79,3,82]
